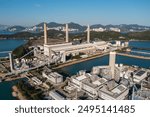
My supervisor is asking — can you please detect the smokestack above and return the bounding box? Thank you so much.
[9,52,14,72]
[109,52,116,79]
[66,23,69,43]
[44,23,48,45]
[87,24,90,43]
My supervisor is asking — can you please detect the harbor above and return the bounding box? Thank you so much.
[0,51,150,100]
[1,0,150,117]
[0,23,150,100]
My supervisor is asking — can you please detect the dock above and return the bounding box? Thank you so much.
[117,53,150,60]
[2,73,27,82]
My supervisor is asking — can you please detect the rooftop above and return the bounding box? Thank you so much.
[135,70,146,77]
[76,75,87,81]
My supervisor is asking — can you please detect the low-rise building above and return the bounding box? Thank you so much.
[110,27,120,32]
[92,27,106,32]
[49,90,66,100]
[133,69,148,83]
[42,70,63,84]
[31,77,42,85]
[70,71,108,99]
[99,80,128,100]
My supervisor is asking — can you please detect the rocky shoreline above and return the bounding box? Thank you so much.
[12,85,26,100]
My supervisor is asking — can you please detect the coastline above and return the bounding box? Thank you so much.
[53,51,150,70]
[12,85,26,100]
[0,38,28,40]
[117,53,150,60]
[129,40,150,42]
[53,52,109,69]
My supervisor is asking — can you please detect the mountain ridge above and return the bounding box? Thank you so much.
[1,22,150,33]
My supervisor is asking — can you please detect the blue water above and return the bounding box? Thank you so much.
[129,41,150,48]
[62,41,150,75]
[0,31,15,35]
[0,80,20,100]
[62,55,150,75]
[128,41,150,57]
[0,39,27,57]
[130,51,150,57]
[62,55,109,75]
[0,39,27,100]
[0,40,150,100]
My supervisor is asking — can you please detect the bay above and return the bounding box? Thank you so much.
[62,41,150,75]
[0,40,150,100]
[0,39,27,57]
[0,39,27,100]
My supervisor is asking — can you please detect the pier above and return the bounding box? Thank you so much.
[117,53,150,60]
[130,46,150,51]
[0,51,12,54]
[131,50,150,55]
[1,73,27,82]
[0,51,12,59]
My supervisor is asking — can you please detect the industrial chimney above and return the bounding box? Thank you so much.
[9,52,14,72]
[44,23,48,45]
[109,52,116,79]
[66,23,69,43]
[87,24,90,43]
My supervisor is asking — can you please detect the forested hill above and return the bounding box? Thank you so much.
[0,30,150,41]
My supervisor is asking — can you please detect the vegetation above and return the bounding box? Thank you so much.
[1,30,150,41]
[0,30,64,39]
[16,80,44,100]
[3,30,150,59]
[70,31,150,41]
[90,31,127,40]
[66,53,83,60]
[12,40,33,58]
[0,32,36,39]
[128,31,150,40]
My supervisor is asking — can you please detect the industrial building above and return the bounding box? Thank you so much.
[69,70,108,99]
[42,23,110,63]
[98,80,128,100]
[61,51,130,100]
[133,69,149,83]
[6,23,128,75]
[55,52,149,100]
[92,52,120,81]
[132,76,150,100]
[3,21,129,77]
[42,67,63,84]
[48,90,66,100]
[31,77,42,86]
[63,68,129,100]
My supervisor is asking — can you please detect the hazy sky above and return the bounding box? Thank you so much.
[0,0,150,26]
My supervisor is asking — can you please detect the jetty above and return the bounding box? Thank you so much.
[117,53,150,60]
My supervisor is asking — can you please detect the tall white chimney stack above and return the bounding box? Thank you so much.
[66,23,69,43]
[9,52,14,72]
[44,23,48,45]
[87,24,90,43]
[109,52,116,79]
